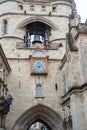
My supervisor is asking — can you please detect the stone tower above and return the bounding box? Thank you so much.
[0,0,87,130]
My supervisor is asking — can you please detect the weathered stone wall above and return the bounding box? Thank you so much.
[0,0,72,129]
[2,1,87,130]
[76,34,87,83]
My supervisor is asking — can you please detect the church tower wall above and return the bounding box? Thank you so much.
[1,1,87,130]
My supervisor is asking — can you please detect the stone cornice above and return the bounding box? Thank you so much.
[75,23,87,40]
[0,36,23,41]
[23,0,71,3]
[0,0,72,5]
[0,0,23,4]
[0,12,70,19]
[0,0,72,3]
[75,31,87,40]
[0,44,11,73]
[61,83,87,106]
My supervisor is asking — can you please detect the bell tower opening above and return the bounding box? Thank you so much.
[25,22,51,47]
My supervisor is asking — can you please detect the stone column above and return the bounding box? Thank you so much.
[83,90,87,128]
[70,93,87,130]
[78,41,87,83]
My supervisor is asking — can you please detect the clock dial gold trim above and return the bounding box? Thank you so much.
[30,57,48,75]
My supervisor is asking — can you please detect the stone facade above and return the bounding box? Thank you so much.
[0,0,87,130]
[0,44,12,129]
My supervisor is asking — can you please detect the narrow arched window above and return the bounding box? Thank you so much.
[4,20,8,35]
[30,5,34,11]
[41,5,46,11]
[36,84,42,97]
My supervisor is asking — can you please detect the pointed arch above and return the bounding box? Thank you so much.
[17,16,58,31]
[12,104,64,130]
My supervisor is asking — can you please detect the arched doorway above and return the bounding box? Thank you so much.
[12,104,64,130]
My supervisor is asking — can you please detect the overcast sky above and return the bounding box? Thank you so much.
[75,0,87,23]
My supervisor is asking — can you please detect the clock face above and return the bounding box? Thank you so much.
[33,60,46,73]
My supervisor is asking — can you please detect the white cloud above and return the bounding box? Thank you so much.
[75,0,87,23]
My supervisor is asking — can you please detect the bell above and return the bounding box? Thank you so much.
[32,34,42,44]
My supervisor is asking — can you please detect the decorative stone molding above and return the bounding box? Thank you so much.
[0,0,23,4]
[24,0,72,3]
[17,16,58,30]
[16,42,59,50]
[61,83,87,106]
[75,23,87,39]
